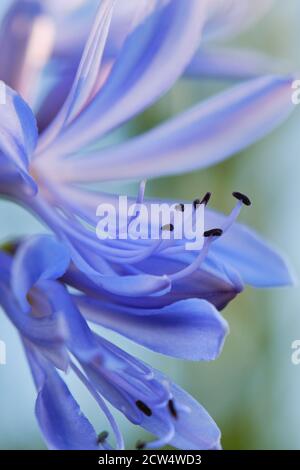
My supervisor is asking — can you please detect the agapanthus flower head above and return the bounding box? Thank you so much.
[0,0,296,450]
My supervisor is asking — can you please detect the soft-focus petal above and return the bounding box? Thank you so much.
[0,0,55,103]
[0,84,38,194]
[48,0,116,128]
[185,47,284,80]
[55,76,294,183]
[204,0,274,41]
[38,0,208,156]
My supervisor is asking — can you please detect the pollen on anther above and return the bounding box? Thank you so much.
[200,192,211,206]
[168,399,178,419]
[136,440,146,450]
[193,199,201,210]
[97,431,109,444]
[232,191,251,206]
[136,400,153,417]
[204,228,223,238]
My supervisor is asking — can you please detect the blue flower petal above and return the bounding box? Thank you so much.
[58,76,295,183]
[0,281,67,367]
[41,0,207,155]
[185,47,281,81]
[37,279,99,363]
[206,209,297,287]
[168,382,222,450]
[204,0,273,41]
[26,346,99,450]
[0,85,38,194]
[140,379,222,450]
[0,1,44,101]
[65,240,172,297]
[78,296,229,361]
[11,235,70,312]
[81,335,221,450]
[66,256,242,312]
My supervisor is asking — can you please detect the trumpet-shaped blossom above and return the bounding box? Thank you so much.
[0,0,296,450]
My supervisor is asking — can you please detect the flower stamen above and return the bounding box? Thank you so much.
[204,228,223,237]
[168,399,178,419]
[136,400,153,417]
[97,431,109,445]
[232,191,251,206]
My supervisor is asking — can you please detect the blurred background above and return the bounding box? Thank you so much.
[0,0,300,450]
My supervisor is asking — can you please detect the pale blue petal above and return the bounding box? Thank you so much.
[58,76,294,182]
[185,47,284,80]
[39,0,207,156]
[204,0,273,41]
[0,84,38,194]
[78,296,229,361]
[26,346,99,450]
[206,209,296,287]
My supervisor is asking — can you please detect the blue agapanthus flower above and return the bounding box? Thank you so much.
[0,0,296,450]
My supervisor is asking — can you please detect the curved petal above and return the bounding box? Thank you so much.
[82,335,171,425]
[169,382,221,450]
[65,253,242,312]
[48,0,116,128]
[204,0,274,41]
[206,209,296,287]
[0,249,11,279]
[37,279,99,363]
[0,1,55,103]
[25,346,99,450]
[77,296,229,361]
[139,379,222,450]
[38,0,208,156]
[35,0,159,128]
[62,238,172,298]
[11,235,70,312]
[0,281,66,346]
[56,76,295,183]
[185,47,284,81]
[0,280,68,370]
[100,273,171,298]
[0,84,38,194]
